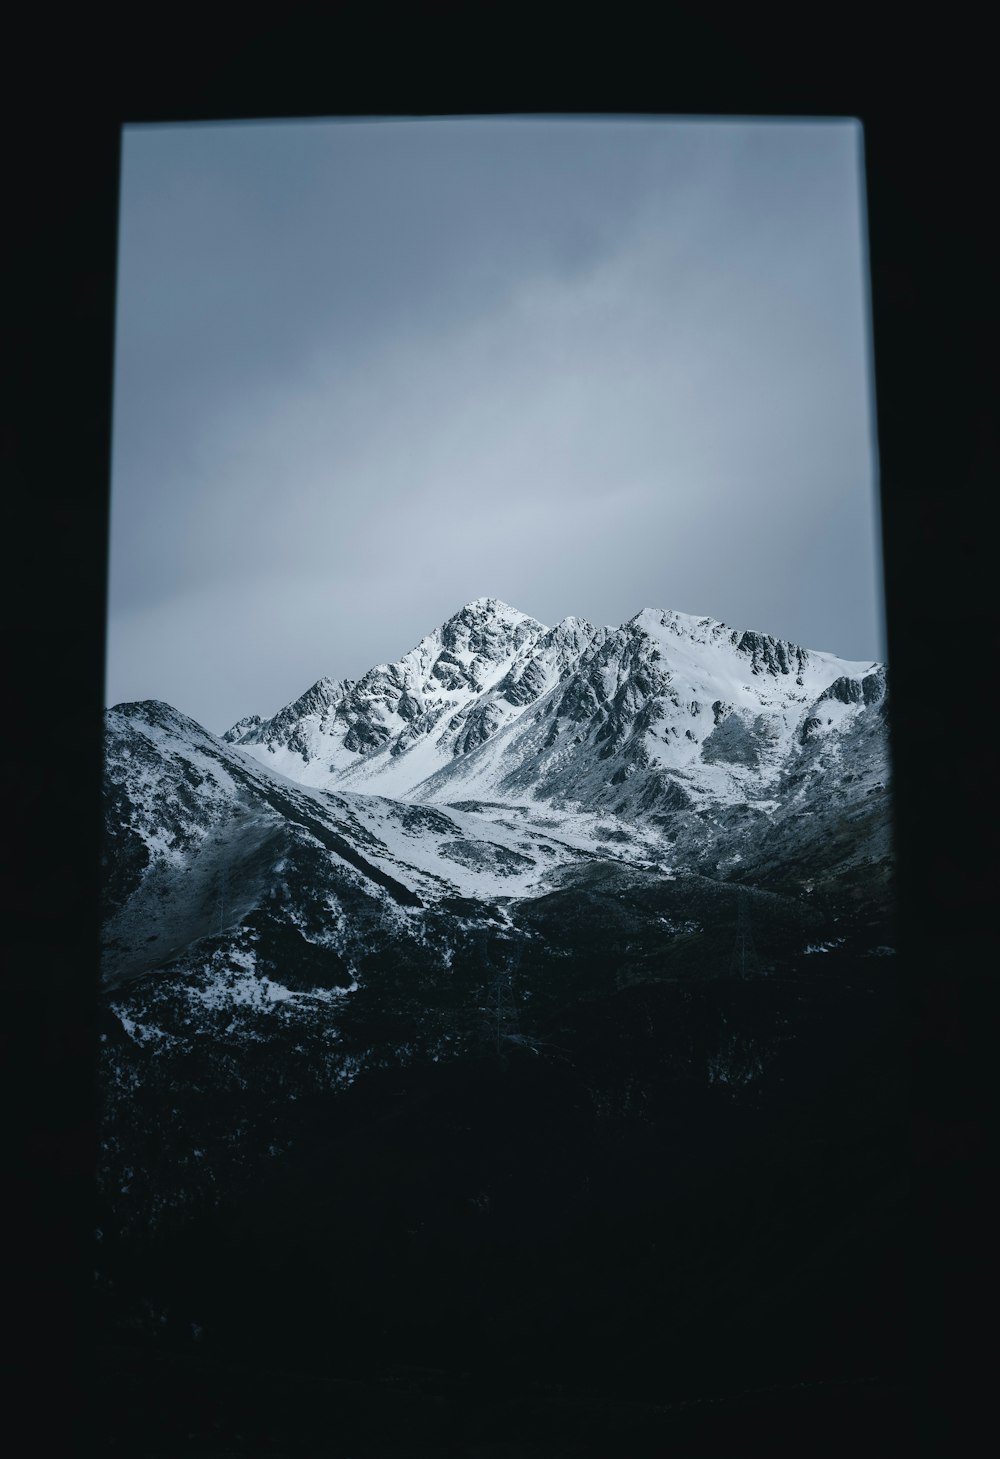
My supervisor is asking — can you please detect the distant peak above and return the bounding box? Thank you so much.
[108,699,208,735]
[552,614,596,636]
[437,598,548,641]
[629,607,719,632]
[110,697,184,718]
[455,596,530,619]
[222,712,263,744]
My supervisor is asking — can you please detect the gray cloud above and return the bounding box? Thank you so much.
[107,117,882,732]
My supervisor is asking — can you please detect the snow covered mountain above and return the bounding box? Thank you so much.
[224,597,887,822]
[105,598,892,990]
[223,597,575,794]
[99,598,892,1236]
[102,691,668,994]
[103,597,890,1031]
[97,600,898,1413]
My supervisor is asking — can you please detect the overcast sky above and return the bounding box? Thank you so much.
[106,116,883,733]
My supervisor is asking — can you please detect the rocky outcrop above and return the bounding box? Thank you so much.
[734,628,809,680]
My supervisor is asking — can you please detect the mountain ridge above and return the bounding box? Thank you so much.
[218,598,884,813]
[102,596,890,1012]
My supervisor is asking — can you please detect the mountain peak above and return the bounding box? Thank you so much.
[429,599,547,664]
[450,596,539,624]
[220,599,885,803]
[110,698,200,730]
[631,606,721,631]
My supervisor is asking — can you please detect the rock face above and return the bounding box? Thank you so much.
[223,597,549,784]
[225,600,886,817]
[100,598,893,1238]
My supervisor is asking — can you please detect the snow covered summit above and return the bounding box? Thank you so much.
[224,597,547,790]
[223,598,886,819]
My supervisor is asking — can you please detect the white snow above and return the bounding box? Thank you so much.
[111,1007,179,1048]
